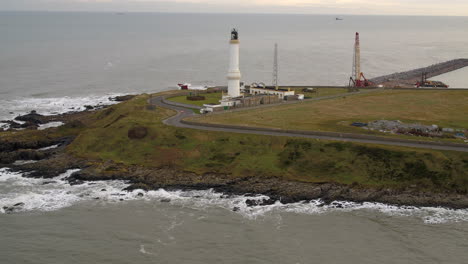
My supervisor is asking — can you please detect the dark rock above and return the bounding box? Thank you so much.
[123,183,151,191]
[84,105,94,110]
[42,181,57,185]
[101,189,107,192]
[3,207,15,213]
[160,198,171,203]
[137,193,144,197]
[0,139,55,152]
[1,121,21,129]
[330,202,344,208]
[15,111,46,124]
[110,95,136,102]
[69,179,85,186]
[127,126,148,139]
[1,120,39,130]
[245,199,258,207]
[245,198,275,207]
[232,207,240,212]
[119,199,124,201]
[3,203,25,213]
[260,198,276,206]
[0,149,47,164]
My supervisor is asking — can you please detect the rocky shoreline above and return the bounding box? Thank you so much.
[2,139,468,210]
[0,95,135,132]
[1,97,468,210]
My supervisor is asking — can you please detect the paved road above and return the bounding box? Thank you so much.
[150,96,468,153]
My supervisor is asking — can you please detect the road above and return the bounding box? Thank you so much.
[150,96,468,153]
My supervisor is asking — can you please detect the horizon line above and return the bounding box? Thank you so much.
[0,10,467,18]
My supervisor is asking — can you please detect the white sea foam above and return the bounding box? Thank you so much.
[1,167,467,224]
[38,144,60,151]
[38,122,64,130]
[0,94,126,130]
[12,160,38,166]
[0,168,130,213]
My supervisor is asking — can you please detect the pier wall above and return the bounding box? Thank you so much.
[370,58,468,87]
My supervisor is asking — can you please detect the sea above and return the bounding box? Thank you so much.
[1,12,468,263]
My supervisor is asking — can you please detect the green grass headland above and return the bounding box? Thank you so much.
[63,92,468,194]
[194,89,468,142]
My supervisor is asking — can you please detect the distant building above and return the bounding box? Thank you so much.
[249,86,295,99]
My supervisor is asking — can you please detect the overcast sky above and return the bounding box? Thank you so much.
[2,0,468,16]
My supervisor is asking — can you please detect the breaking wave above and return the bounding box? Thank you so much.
[0,94,125,130]
[1,168,467,224]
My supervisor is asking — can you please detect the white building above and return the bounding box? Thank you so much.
[249,87,295,99]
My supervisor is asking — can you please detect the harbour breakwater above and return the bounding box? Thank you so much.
[370,58,468,88]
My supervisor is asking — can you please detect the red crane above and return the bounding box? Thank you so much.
[349,32,373,88]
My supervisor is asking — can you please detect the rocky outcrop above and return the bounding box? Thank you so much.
[63,160,468,209]
[110,95,136,102]
[0,139,56,153]
[4,135,467,209]
[2,202,25,214]
[15,110,47,124]
[10,153,85,179]
[0,135,76,175]
[0,149,47,164]
[0,120,39,130]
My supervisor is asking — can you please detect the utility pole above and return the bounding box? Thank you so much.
[273,43,278,90]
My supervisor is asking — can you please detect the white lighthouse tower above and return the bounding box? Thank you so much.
[226,28,241,98]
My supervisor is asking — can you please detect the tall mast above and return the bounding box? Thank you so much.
[353,32,361,80]
[273,43,278,90]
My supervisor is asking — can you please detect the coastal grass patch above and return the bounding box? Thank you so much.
[289,87,349,98]
[193,89,468,142]
[167,92,222,107]
[1,115,93,143]
[65,93,468,194]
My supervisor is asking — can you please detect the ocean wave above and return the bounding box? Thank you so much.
[0,94,126,129]
[0,168,467,224]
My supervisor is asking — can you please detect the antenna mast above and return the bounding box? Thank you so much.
[273,43,278,90]
[353,32,361,80]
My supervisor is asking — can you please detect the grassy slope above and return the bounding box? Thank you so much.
[66,93,468,193]
[195,89,468,139]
